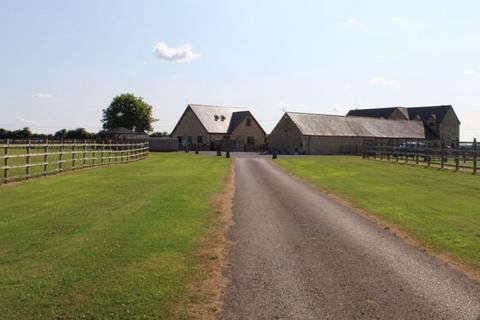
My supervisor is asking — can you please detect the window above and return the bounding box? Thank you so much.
[246,118,252,126]
[187,136,193,144]
[247,136,255,144]
[177,136,183,144]
[223,135,231,140]
[197,136,203,144]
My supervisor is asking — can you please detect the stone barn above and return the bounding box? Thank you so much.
[171,104,266,151]
[269,112,425,154]
[347,105,460,145]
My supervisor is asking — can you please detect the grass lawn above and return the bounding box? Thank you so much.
[0,153,230,319]
[276,156,480,271]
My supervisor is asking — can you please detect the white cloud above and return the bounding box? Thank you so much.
[278,103,305,111]
[154,42,199,63]
[345,19,362,27]
[369,77,398,86]
[331,104,349,115]
[393,17,405,24]
[16,117,35,125]
[464,68,477,75]
[33,93,53,99]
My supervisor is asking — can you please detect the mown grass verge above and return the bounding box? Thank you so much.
[0,153,230,319]
[276,156,480,272]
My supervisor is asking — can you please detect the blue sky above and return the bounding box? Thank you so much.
[1,0,479,139]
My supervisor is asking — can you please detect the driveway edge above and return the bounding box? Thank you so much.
[188,159,235,319]
[270,159,480,283]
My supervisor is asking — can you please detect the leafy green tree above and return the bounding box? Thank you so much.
[102,93,157,133]
[54,129,68,138]
[149,131,170,137]
[12,127,32,138]
[65,128,95,139]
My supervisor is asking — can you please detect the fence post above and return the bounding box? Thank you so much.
[441,142,445,169]
[83,139,87,167]
[92,140,96,166]
[455,149,459,171]
[415,142,419,164]
[473,138,477,175]
[3,139,9,183]
[44,138,48,176]
[26,139,31,180]
[101,140,104,165]
[59,139,63,173]
[72,139,76,169]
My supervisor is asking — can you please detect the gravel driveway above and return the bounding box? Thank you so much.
[221,157,480,320]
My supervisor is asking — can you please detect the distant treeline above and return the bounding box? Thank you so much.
[0,127,170,139]
[0,127,96,140]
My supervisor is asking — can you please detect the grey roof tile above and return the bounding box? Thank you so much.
[287,112,425,139]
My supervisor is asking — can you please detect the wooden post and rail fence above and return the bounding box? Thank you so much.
[1,139,149,184]
[363,138,478,174]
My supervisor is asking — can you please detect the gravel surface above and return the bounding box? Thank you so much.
[221,157,480,320]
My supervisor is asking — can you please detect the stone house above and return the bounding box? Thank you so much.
[171,104,266,151]
[269,112,425,155]
[346,105,460,145]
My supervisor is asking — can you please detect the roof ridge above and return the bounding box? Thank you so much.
[406,105,452,109]
[189,103,249,109]
[287,111,415,122]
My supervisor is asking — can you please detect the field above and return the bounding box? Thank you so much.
[276,156,480,271]
[0,153,230,319]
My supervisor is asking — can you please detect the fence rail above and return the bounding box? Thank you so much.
[363,139,478,174]
[1,139,149,184]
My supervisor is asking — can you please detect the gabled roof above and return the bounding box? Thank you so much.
[227,111,250,133]
[346,107,399,119]
[286,112,425,139]
[407,105,458,123]
[188,104,248,133]
[172,104,266,135]
[347,105,460,124]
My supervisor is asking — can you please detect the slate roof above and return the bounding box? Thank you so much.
[286,112,425,139]
[227,111,250,133]
[407,105,455,122]
[182,104,266,135]
[188,104,248,133]
[347,105,458,123]
[346,107,399,119]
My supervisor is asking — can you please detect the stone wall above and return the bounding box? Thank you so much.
[148,138,179,152]
[231,114,266,150]
[269,115,304,153]
[171,108,209,146]
[439,108,460,144]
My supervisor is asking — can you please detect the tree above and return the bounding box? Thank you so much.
[149,131,170,137]
[54,129,68,139]
[65,128,95,139]
[12,127,32,139]
[102,93,157,133]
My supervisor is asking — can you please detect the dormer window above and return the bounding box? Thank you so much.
[220,115,226,121]
[214,115,220,121]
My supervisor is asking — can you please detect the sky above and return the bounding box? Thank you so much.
[1,0,479,139]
